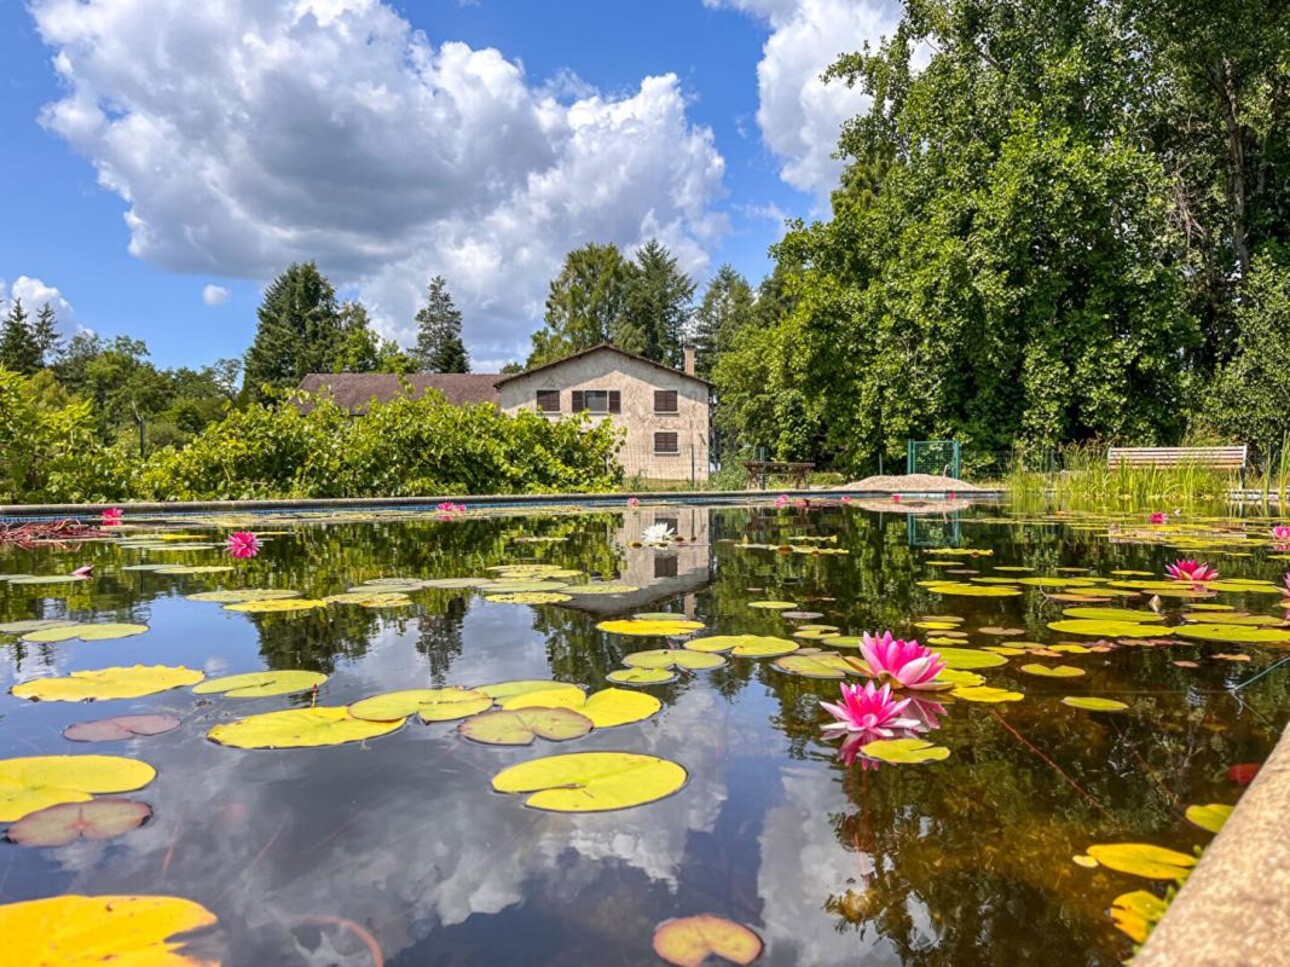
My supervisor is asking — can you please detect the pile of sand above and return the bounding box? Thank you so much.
[837,473,981,493]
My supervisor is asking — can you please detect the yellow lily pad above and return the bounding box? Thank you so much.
[1110,890,1167,944]
[1061,696,1129,711]
[684,635,799,657]
[349,688,493,723]
[748,601,797,610]
[597,618,705,637]
[223,598,327,614]
[932,647,1008,669]
[185,589,301,604]
[607,667,678,686]
[924,582,1023,597]
[1185,803,1234,834]
[772,652,865,679]
[323,592,414,608]
[474,680,585,701]
[0,755,157,821]
[20,623,150,644]
[1086,843,1197,881]
[12,666,204,702]
[208,707,404,748]
[1206,580,1283,594]
[1172,624,1290,644]
[0,894,219,965]
[458,707,593,746]
[484,592,573,604]
[1047,619,1172,638]
[951,685,1023,703]
[491,751,687,812]
[1061,607,1167,623]
[563,584,640,595]
[1180,612,1287,626]
[652,914,763,967]
[860,737,951,764]
[500,687,661,728]
[192,670,326,698]
[1020,664,1085,678]
[622,650,727,671]
[936,668,985,687]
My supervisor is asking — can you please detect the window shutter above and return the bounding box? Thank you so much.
[608,390,621,414]
[571,390,584,412]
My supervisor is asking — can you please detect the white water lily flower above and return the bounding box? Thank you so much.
[642,523,676,547]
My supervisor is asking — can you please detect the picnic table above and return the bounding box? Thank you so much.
[743,460,815,490]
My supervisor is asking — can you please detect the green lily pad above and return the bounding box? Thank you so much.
[1111,890,1167,944]
[860,738,951,764]
[491,751,687,812]
[748,601,798,610]
[192,670,327,698]
[1061,607,1167,623]
[1047,619,1172,638]
[475,680,585,701]
[684,635,799,658]
[1061,696,1129,711]
[1180,612,1287,626]
[0,620,76,635]
[607,667,678,686]
[20,623,149,644]
[563,584,640,595]
[1086,843,1196,881]
[1020,664,1085,678]
[622,650,726,671]
[224,598,327,614]
[458,707,593,746]
[484,592,573,604]
[350,688,494,723]
[951,685,1023,703]
[500,687,661,728]
[931,647,1008,669]
[324,592,415,607]
[1172,624,1290,644]
[772,652,865,679]
[924,582,1023,597]
[185,589,301,604]
[1185,803,1234,834]
[7,575,90,585]
[1206,580,1283,594]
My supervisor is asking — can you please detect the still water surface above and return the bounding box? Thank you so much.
[1,503,1285,965]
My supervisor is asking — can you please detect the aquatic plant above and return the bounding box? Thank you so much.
[859,631,948,690]
[819,682,918,740]
[226,532,261,559]
[641,523,676,546]
[101,507,123,526]
[774,494,790,507]
[1274,525,1290,541]
[627,497,640,507]
[1165,559,1218,582]
[1149,512,1167,524]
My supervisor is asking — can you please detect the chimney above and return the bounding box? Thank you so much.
[683,345,696,377]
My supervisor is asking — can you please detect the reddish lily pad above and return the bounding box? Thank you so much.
[6,798,152,847]
[63,715,181,743]
[1228,763,1261,786]
[652,914,764,967]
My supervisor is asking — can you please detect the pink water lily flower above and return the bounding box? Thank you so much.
[627,497,640,508]
[1283,572,1290,596]
[774,494,790,508]
[1149,512,1167,524]
[1273,525,1290,541]
[840,495,852,505]
[1165,559,1218,582]
[71,565,93,578]
[820,681,919,739]
[859,631,948,690]
[101,508,123,527]
[226,532,261,559]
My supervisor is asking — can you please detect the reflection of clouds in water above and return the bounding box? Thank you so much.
[756,764,936,965]
[46,682,731,964]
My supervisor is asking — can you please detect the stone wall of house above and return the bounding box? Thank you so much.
[497,348,711,482]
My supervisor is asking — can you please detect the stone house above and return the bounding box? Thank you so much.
[495,344,712,483]
[298,343,713,482]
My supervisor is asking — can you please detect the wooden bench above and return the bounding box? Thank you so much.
[743,460,815,490]
[1107,445,1247,480]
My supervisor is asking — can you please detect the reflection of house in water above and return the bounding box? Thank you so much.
[566,506,713,617]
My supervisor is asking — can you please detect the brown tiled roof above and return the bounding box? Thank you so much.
[492,342,713,388]
[296,373,501,412]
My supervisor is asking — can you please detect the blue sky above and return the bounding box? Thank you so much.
[0,0,899,369]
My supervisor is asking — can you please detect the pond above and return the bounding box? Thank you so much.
[0,501,1286,965]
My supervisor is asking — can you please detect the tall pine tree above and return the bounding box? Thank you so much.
[413,277,470,372]
[243,262,345,397]
[528,243,630,367]
[32,303,62,367]
[0,299,40,374]
[618,240,695,367]
[691,264,754,378]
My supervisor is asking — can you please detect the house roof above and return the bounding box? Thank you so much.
[296,373,501,412]
[492,343,713,388]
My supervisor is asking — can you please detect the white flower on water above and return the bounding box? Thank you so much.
[642,523,676,547]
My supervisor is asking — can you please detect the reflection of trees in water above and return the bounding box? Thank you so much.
[415,595,467,684]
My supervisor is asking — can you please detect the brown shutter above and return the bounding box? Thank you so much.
[571,390,584,412]
[608,390,621,413]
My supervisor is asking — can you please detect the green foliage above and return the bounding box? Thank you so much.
[243,262,346,396]
[691,264,754,379]
[617,239,695,368]
[413,276,470,373]
[31,303,62,367]
[0,300,41,375]
[137,390,622,501]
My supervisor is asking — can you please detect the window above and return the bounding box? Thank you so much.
[654,516,678,533]
[535,390,560,413]
[654,390,678,414]
[654,555,679,579]
[654,432,679,454]
[572,389,621,414]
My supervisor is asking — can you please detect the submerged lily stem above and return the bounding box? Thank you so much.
[988,710,1115,823]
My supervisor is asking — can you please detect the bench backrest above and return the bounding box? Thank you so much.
[1107,446,1247,470]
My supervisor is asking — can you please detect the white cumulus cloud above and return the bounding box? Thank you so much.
[706,0,903,200]
[202,284,231,307]
[0,275,76,332]
[29,0,729,365]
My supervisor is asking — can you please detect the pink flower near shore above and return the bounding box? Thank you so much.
[859,631,948,690]
[226,532,261,559]
[820,682,919,739]
[1150,512,1167,524]
[101,508,123,527]
[840,495,852,505]
[1165,559,1218,583]
[892,494,902,503]
[435,502,467,521]
[1273,525,1290,541]
[774,494,790,508]
[627,497,640,508]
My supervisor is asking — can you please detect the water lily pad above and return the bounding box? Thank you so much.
[772,652,865,679]
[925,582,1023,597]
[1180,612,1287,626]
[63,714,182,742]
[951,685,1023,703]
[652,915,763,967]
[748,601,797,610]
[1020,664,1085,678]
[7,575,90,585]
[598,618,705,636]
[185,589,301,604]
[193,670,327,698]
[684,635,798,657]
[1047,619,1171,638]
[828,635,863,649]
[1061,697,1129,711]
[21,623,150,644]
[1061,607,1167,623]
[6,798,152,847]
[563,584,640,595]
[607,667,678,686]
[349,688,493,723]
[224,598,327,613]
[490,751,687,812]
[983,646,1027,656]
[324,592,414,608]
[931,647,1008,669]
[420,577,492,589]
[1086,843,1196,881]
[0,894,219,964]
[1110,890,1167,944]
[208,707,404,748]
[486,581,570,593]
[12,666,204,702]
[1206,580,1283,594]
[153,565,235,575]
[1185,803,1234,834]
[937,668,985,687]
[0,755,157,821]
[484,592,573,604]
[0,619,76,635]
[500,687,661,728]
[475,680,584,701]
[860,737,950,764]
[623,650,726,671]
[459,707,593,746]
[1172,624,1290,644]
